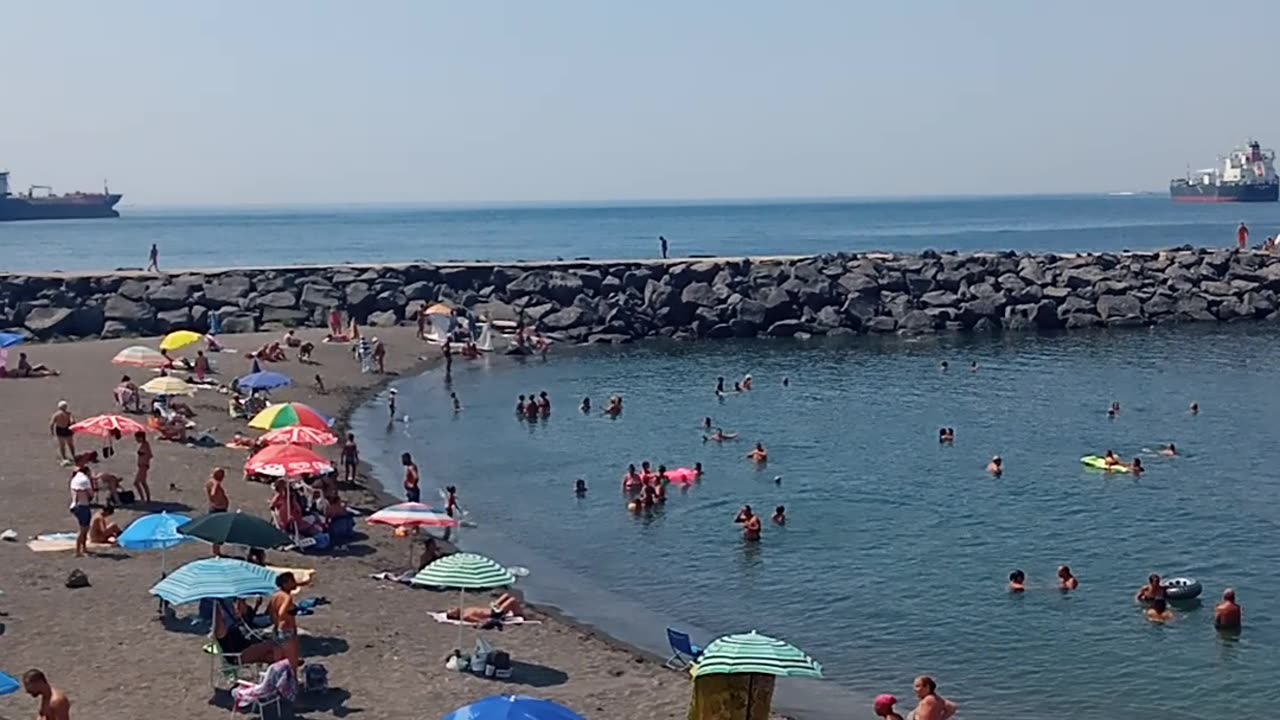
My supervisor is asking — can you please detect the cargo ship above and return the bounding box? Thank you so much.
[1170,140,1279,203]
[0,171,122,221]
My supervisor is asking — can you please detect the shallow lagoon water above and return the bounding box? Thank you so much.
[354,325,1280,719]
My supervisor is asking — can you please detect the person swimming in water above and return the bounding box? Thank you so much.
[1190,402,1199,415]
[938,428,954,444]
[772,505,786,525]
[1008,570,1026,593]
[693,461,703,479]
[987,455,1002,477]
[735,505,761,541]
[970,360,978,372]
[733,381,742,392]
[715,377,725,395]
[703,417,713,431]
[640,461,654,483]
[1159,443,1177,457]
[747,443,768,463]
[1057,565,1079,591]
[1107,406,1117,419]
[580,397,591,414]
[742,374,753,391]
[574,479,588,496]
[940,361,949,372]
[782,376,789,387]
[621,465,643,492]
[1129,457,1144,476]
[1136,574,1166,603]
[515,395,527,417]
[1145,597,1174,624]
[704,428,737,443]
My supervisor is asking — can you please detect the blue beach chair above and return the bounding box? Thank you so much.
[663,628,702,670]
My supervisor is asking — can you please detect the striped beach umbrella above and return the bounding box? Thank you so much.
[413,553,516,650]
[248,402,333,431]
[692,631,823,679]
[140,376,196,395]
[113,345,168,369]
[259,425,338,447]
[369,502,458,530]
[70,414,148,438]
[244,443,334,477]
[149,558,279,605]
[440,696,585,720]
[160,330,204,352]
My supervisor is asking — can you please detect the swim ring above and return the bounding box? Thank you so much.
[1080,455,1130,473]
[1162,577,1202,601]
[665,468,699,484]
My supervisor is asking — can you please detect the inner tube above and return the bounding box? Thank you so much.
[665,468,698,484]
[1162,577,1202,601]
[1080,455,1131,473]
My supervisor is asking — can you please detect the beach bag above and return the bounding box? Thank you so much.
[65,569,90,589]
[118,490,136,505]
[329,515,355,540]
[489,650,512,680]
[303,663,328,692]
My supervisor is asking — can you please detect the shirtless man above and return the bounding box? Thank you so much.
[747,443,768,463]
[341,433,360,482]
[1136,573,1166,603]
[50,401,75,464]
[89,506,122,544]
[735,505,761,541]
[133,431,153,503]
[22,668,71,720]
[206,468,229,513]
[1057,565,1079,591]
[1159,443,1177,457]
[1214,588,1242,631]
[910,676,958,720]
[987,455,1002,477]
[1008,570,1026,593]
[268,572,301,674]
[401,452,420,503]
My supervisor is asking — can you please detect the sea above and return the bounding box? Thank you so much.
[10,195,1280,718]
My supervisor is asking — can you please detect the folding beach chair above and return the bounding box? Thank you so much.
[230,658,296,717]
[663,627,702,670]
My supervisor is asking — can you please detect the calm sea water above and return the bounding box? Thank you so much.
[354,325,1280,720]
[5,195,1280,272]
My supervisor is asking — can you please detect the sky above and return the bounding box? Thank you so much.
[3,0,1279,206]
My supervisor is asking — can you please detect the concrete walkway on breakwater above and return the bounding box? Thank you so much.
[5,247,1280,343]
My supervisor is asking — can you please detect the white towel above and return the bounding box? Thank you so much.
[428,611,539,627]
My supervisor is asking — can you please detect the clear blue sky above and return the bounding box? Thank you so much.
[3,0,1277,206]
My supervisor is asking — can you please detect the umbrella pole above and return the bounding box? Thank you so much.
[458,588,466,655]
[745,674,754,720]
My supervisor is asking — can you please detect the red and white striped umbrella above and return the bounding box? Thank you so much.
[258,426,339,447]
[112,345,169,369]
[70,414,149,438]
[244,444,334,478]
[368,502,458,529]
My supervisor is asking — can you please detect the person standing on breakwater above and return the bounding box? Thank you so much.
[910,676,958,720]
[659,235,668,259]
[1237,221,1250,250]
[147,243,159,272]
[401,452,420,503]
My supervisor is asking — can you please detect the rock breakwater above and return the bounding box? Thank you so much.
[5,248,1280,343]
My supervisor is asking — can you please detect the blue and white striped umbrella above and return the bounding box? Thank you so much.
[119,512,192,551]
[149,558,279,605]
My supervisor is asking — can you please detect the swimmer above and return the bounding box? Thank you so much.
[1057,565,1079,591]
[1107,407,1117,419]
[941,361,949,372]
[574,479,588,497]
[715,377,725,395]
[450,391,461,412]
[970,360,978,372]
[733,381,742,392]
[945,428,955,442]
[774,475,782,485]
[1102,449,1120,469]
[627,497,642,513]
[704,428,737,443]
[1136,574,1166,603]
[987,455,1002,477]
[1008,570,1026,593]
[640,483,657,507]
[694,462,703,479]
[653,475,667,503]
[515,395,527,417]
[621,464,643,492]
[703,417,713,431]
[580,397,591,414]
[782,377,789,387]
[742,374,753,390]
[640,461,654,483]
[1111,401,1121,414]
[1129,457,1144,476]
[938,428,948,444]
[1214,588,1242,631]
[772,505,786,525]
[1190,402,1199,415]
[735,505,761,541]
[747,443,768,463]
[1145,597,1174,624]
[1159,443,1177,457]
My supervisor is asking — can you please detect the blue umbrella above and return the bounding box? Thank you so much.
[149,558,279,606]
[0,332,23,349]
[118,512,192,576]
[440,696,585,720]
[0,670,18,695]
[237,371,292,391]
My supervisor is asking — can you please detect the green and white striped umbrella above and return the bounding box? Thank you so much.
[410,552,515,589]
[692,631,823,679]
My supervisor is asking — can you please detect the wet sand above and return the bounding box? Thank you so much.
[0,328,698,720]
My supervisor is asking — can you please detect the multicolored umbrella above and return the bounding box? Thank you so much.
[140,376,196,395]
[149,557,279,605]
[70,414,148,438]
[113,345,168,369]
[248,402,332,431]
[244,443,333,477]
[237,370,292,391]
[178,511,292,549]
[441,696,585,720]
[368,502,458,530]
[691,631,823,679]
[259,426,338,447]
[159,330,203,352]
[412,553,516,649]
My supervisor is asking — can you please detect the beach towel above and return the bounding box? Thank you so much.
[26,533,115,553]
[231,658,297,709]
[428,611,540,627]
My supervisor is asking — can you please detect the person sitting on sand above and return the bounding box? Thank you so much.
[1146,597,1174,624]
[1057,565,1079,591]
[88,506,122,544]
[446,593,525,623]
[299,342,315,363]
[18,352,59,378]
[873,693,905,720]
[1008,570,1026,593]
[772,505,786,525]
[283,329,301,348]
[747,443,768,463]
[149,409,189,442]
[115,376,143,412]
[213,598,277,665]
[987,455,1003,477]
[1136,574,1166,603]
[1160,443,1177,457]
[1214,588,1242,631]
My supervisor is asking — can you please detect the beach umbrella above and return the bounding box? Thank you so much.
[369,502,459,566]
[178,511,292,550]
[0,670,18,695]
[140,376,196,395]
[0,332,24,349]
[248,402,332,431]
[425,303,455,316]
[259,426,338,447]
[159,330,203,352]
[237,370,292,391]
[149,557,279,606]
[118,511,192,579]
[113,345,168,369]
[692,631,823,679]
[412,553,516,650]
[69,414,148,438]
[440,696,584,720]
[244,443,334,477]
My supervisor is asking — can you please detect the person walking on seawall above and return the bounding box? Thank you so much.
[659,235,668,259]
[1237,221,1249,250]
[147,243,159,272]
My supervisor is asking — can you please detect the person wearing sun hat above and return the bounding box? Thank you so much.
[874,693,904,719]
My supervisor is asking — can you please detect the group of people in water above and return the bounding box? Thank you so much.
[1007,569,1242,629]
[619,460,705,511]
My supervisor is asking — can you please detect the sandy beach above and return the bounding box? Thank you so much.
[0,328,696,720]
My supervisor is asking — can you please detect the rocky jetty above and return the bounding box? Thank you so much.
[5,248,1280,343]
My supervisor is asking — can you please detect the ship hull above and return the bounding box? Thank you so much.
[1169,182,1279,203]
[0,194,123,222]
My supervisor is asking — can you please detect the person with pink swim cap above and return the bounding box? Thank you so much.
[874,693,904,720]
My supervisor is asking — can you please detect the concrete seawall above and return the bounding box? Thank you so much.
[4,247,1280,342]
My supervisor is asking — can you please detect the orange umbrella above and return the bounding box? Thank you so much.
[258,426,338,447]
[244,444,333,477]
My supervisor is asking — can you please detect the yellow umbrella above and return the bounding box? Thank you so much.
[159,330,203,352]
[425,303,455,316]
[140,376,196,396]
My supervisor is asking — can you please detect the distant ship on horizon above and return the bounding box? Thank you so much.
[0,170,123,222]
[1170,140,1279,203]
